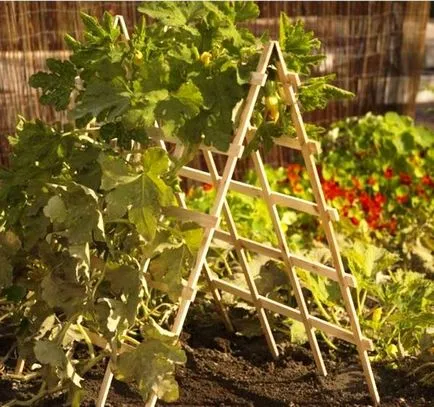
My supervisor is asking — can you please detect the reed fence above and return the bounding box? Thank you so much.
[0,1,429,169]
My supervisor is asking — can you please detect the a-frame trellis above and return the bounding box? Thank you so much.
[94,18,379,407]
[14,16,379,407]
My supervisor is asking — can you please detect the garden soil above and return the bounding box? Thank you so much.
[0,316,432,407]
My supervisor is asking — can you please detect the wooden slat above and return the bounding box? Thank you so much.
[163,206,219,228]
[202,146,279,358]
[179,167,339,222]
[211,278,372,350]
[274,136,321,155]
[213,230,356,288]
[290,253,356,287]
[151,133,244,157]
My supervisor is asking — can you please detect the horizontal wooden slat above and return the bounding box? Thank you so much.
[212,230,355,288]
[178,167,339,222]
[274,137,321,155]
[290,253,356,287]
[214,229,282,259]
[151,133,243,157]
[163,206,218,228]
[210,278,372,350]
[250,71,268,86]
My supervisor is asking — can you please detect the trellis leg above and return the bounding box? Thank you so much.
[145,42,276,407]
[96,257,152,407]
[162,141,234,333]
[247,129,327,376]
[203,149,279,358]
[274,42,380,405]
[96,361,114,407]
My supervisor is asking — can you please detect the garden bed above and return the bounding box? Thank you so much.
[0,313,431,407]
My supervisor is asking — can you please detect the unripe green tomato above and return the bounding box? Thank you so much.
[200,51,212,66]
[133,50,144,66]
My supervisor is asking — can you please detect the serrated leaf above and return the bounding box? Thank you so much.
[233,1,259,22]
[29,59,76,111]
[102,148,174,240]
[138,2,188,27]
[343,241,398,282]
[114,320,186,402]
[98,153,137,191]
[148,247,185,302]
[72,78,130,120]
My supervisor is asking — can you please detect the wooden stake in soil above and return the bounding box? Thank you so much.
[94,18,379,407]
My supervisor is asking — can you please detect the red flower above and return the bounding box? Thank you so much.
[292,183,303,194]
[367,176,377,186]
[352,177,362,190]
[202,183,213,192]
[359,192,371,212]
[345,190,356,204]
[388,218,398,234]
[416,185,426,198]
[396,194,409,204]
[399,172,412,185]
[287,163,302,181]
[384,167,393,179]
[422,175,434,187]
[342,205,350,217]
[350,217,360,226]
[322,179,345,200]
[374,192,386,205]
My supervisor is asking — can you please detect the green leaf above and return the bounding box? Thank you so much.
[102,148,174,240]
[138,2,188,27]
[41,271,86,316]
[148,247,185,302]
[105,264,141,324]
[34,340,65,366]
[43,195,67,223]
[343,241,398,282]
[233,1,259,22]
[128,206,158,241]
[72,78,130,120]
[29,59,76,111]
[98,153,137,191]
[114,320,186,402]
[34,340,83,387]
[279,16,323,75]
[290,320,308,345]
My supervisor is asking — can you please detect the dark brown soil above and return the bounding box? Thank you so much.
[1,315,433,407]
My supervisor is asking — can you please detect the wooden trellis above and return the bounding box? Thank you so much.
[94,17,379,406]
[16,16,380,407]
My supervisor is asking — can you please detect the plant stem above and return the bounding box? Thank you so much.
[320,331,338,350]
[77,322,95,359]
[359,289,368,313]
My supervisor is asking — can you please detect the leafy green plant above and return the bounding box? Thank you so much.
[187,112,434,363]
[0,2,351,405]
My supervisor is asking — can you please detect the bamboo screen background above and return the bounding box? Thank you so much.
[0,1,429,168]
